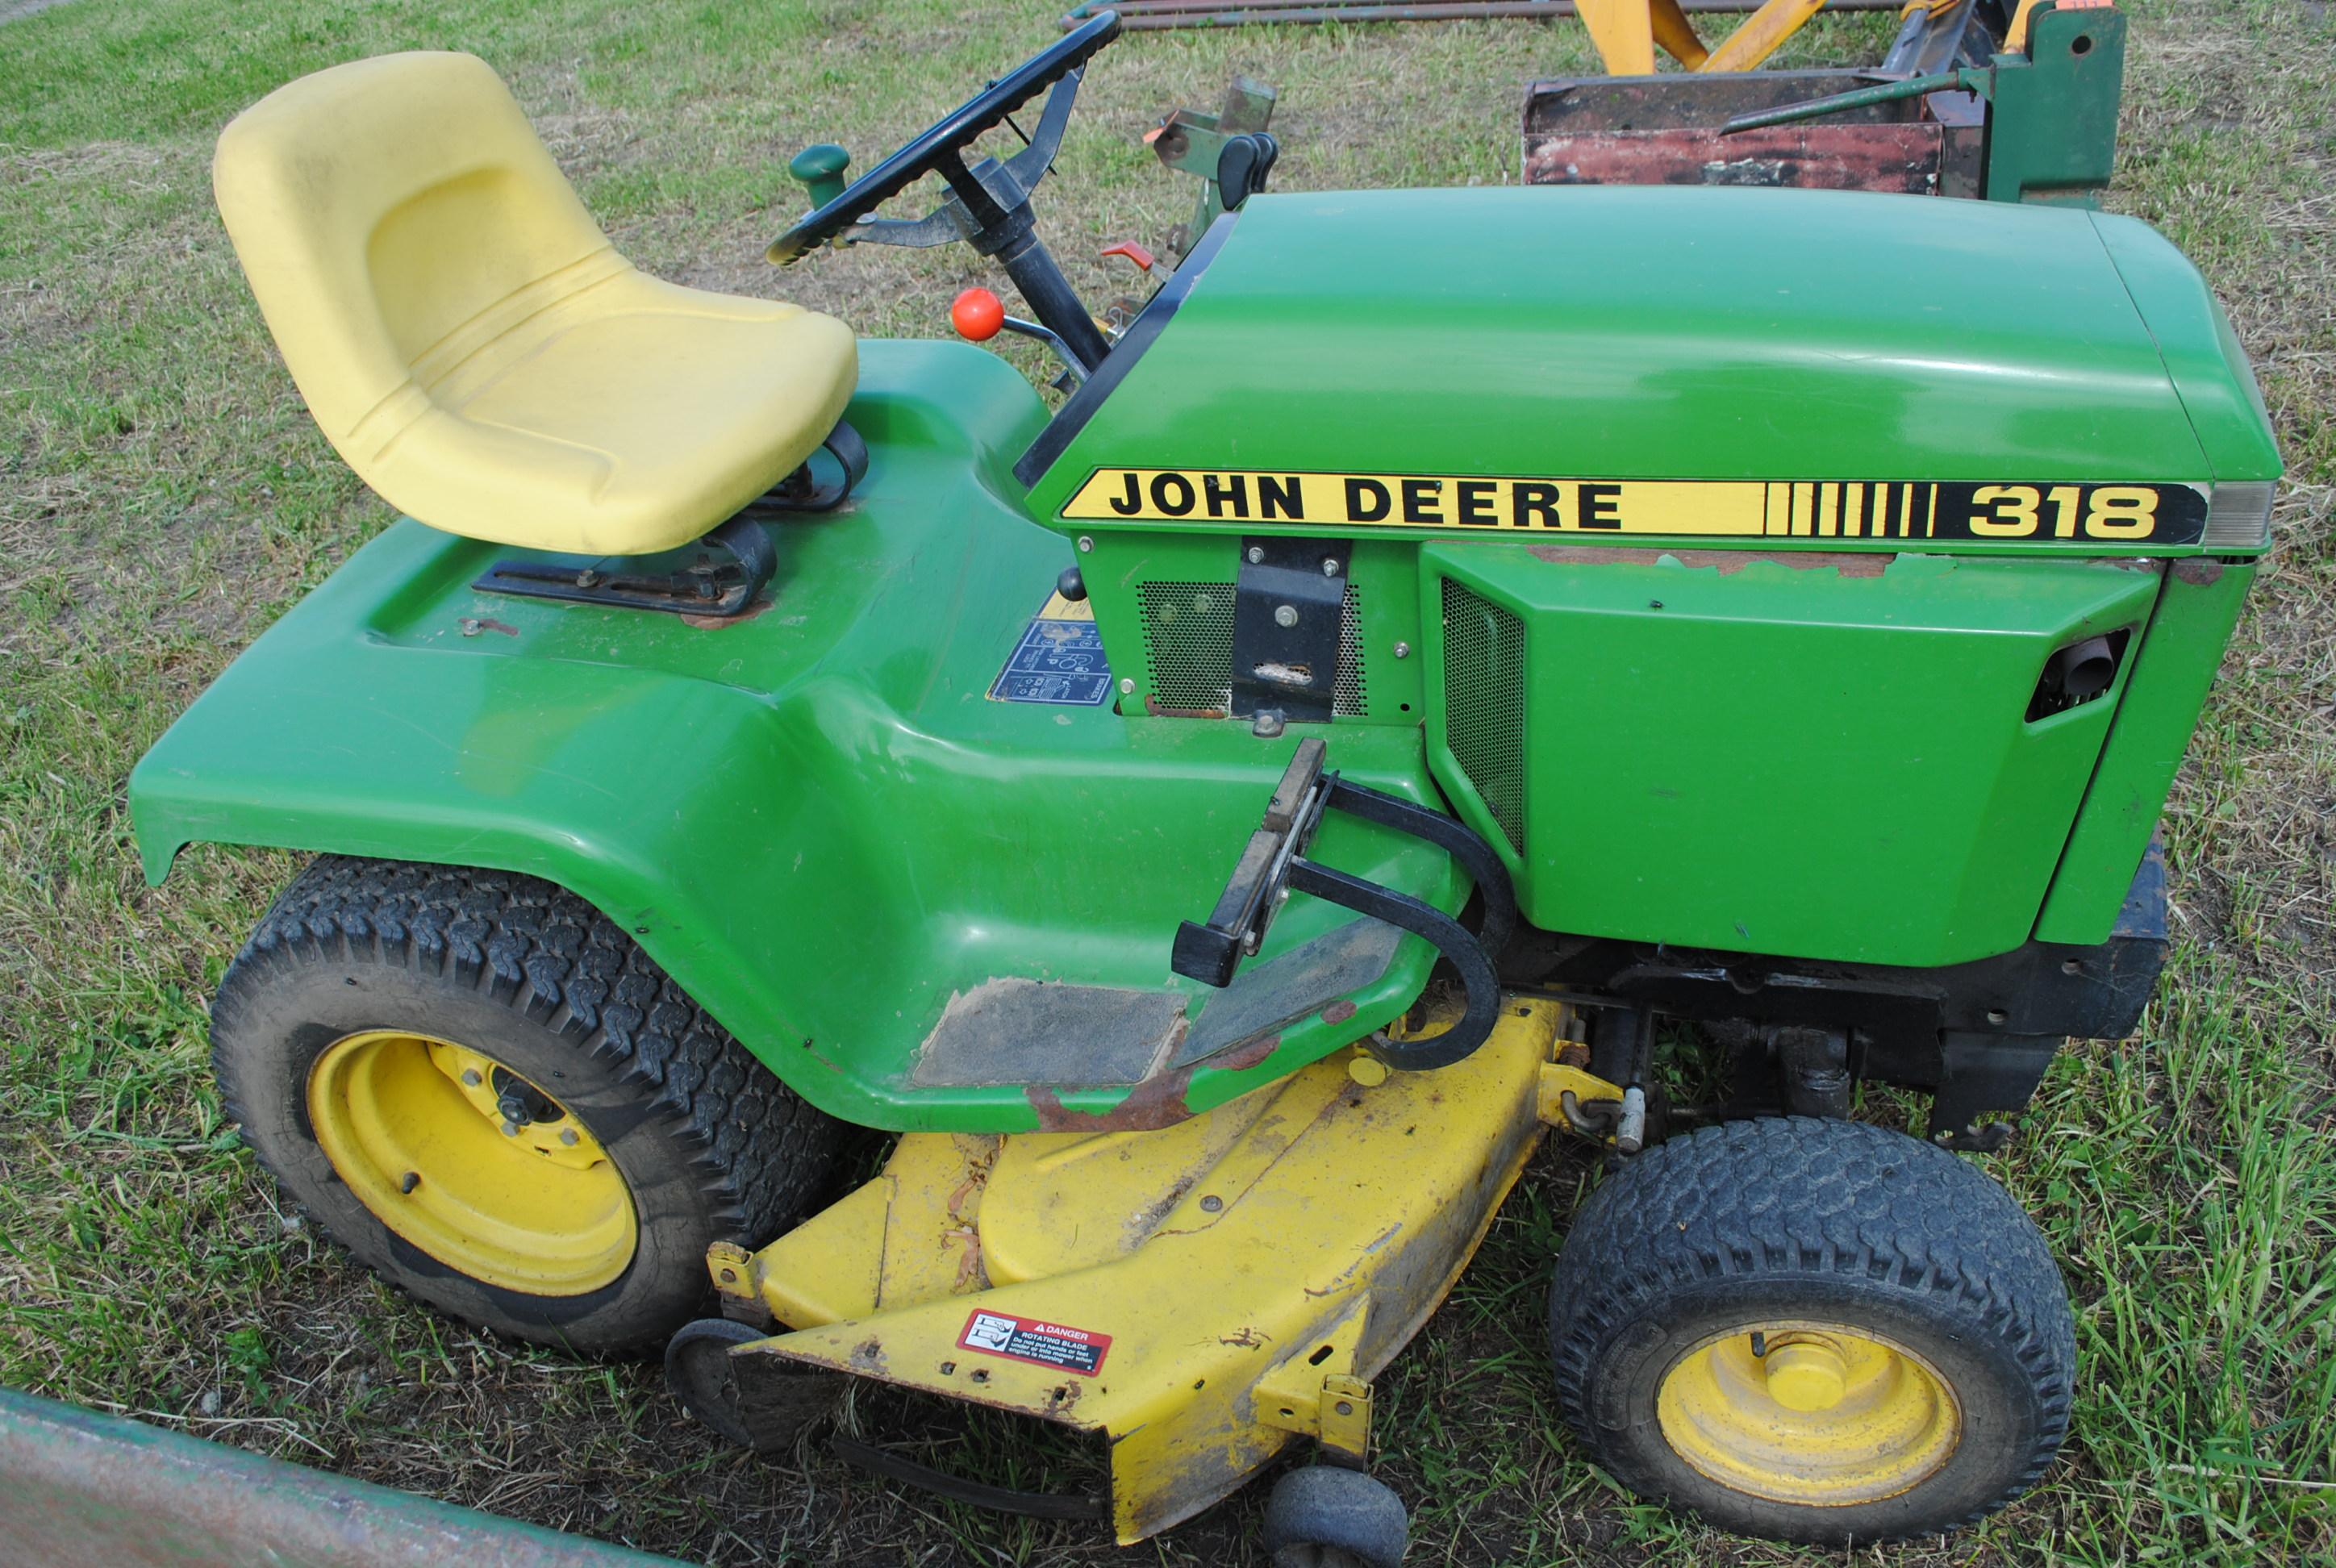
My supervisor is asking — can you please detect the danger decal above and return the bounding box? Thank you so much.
[1062,470,2209,545]
[957,1310,1112,1376]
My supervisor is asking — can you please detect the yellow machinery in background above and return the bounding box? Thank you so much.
[1576,0,1832,74]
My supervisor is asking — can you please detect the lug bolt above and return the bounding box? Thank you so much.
[398,1171,420,1195]
[1199,1195,1223,1213]
[460,1070,482,1087]
[501,1121,520,1137]
[1274,604,1298,628]
[559,1128,580,1146]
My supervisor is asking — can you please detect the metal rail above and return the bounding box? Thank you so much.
[0,1388,686,1568]
[1064,0,1906,30]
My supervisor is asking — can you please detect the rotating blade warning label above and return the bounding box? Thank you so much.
[957,1310,1112,1376]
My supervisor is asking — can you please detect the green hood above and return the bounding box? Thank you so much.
[1024,185,2278,519]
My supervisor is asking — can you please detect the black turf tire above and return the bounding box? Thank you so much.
[1546,1117,2075,1545]
[210,856,845,1355]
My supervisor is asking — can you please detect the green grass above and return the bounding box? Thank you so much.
[2,0,2332,1562]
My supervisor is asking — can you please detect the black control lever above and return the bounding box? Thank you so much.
[1213,131,1278,211]
[1171,738,1517,1071]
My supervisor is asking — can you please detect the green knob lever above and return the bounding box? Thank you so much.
[789,144,851,209]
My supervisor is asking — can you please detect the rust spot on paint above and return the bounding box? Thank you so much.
[1525,544,1892,578]
[1144,694,1228,719]
[851,1337,886,1374]
[2173,558,2225,586]
[1524,124,1947,196]
[1027,1070,1196,1133]
[682,597,778,631]
[1320,1000,1358,1027]
[458,616,519,636]
[1213,1033,1280,1072]
[1024,1025,1293,1130]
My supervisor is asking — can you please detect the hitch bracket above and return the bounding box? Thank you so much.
[1172,739,1517,1071]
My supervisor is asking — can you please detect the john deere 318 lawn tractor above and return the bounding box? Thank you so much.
[131,9,2280,1560]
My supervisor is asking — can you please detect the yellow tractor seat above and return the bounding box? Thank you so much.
[213,52,857,558]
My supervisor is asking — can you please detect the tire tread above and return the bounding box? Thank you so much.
[1547,1116,2074,1541]
[212,857,841,1341]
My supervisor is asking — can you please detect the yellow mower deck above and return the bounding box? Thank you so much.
[709,998,1610,1541]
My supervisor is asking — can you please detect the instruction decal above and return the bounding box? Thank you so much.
[958,1310,1113,1376]
[989,589,1112,706]
[1062,469,2211,546]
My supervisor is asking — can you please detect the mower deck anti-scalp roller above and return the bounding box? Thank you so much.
[140,3,2277,1557]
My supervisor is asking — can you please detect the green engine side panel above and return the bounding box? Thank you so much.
[131,343,1460,1134]
[1422,544,2163,965]
[2034,559,2256,943]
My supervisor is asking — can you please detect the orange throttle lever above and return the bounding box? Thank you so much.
[947,286,1088,386]
[1099,240,1156,273]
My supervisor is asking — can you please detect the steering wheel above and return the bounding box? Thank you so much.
[765,11,1122,266]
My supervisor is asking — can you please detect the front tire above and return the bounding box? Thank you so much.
[1547,1117,2074,1544]
[211,857,845,1355]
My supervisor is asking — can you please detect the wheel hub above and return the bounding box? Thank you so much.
[1656,1321,1961,1506]
[307,1029,636,1295]
[1760,1332,1849,1412]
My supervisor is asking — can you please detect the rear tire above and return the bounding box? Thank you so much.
[1546,1116,2073,1544]
[211,857,845,1356]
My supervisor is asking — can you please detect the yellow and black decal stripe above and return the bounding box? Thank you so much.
[1063,470,2210,545]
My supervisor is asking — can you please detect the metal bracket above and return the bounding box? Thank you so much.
[1231,535,1349,723]
[1537,1061,1625,1138]
[745,420,870,514]
[1254,1305,1372,1466]
[706,1241,775,1328]
[1171,738,1517,1071]
[1151,77,1277,254]
[473,421,865,619]
[473,511,776,619]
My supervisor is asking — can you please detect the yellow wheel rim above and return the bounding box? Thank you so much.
[307,1030,636,1296]
[1656,1322,1962,1506]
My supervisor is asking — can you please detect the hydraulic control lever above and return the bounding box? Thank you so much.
[1172,738,1517,1072]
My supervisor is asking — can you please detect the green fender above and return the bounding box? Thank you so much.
[131,343,1463,1133]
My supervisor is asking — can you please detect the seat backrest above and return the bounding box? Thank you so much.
[213,52,620,450]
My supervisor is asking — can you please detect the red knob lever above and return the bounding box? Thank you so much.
[951,287,1005,342]
[1100,240,1157,273]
